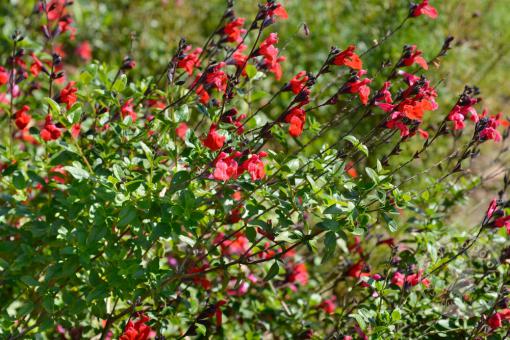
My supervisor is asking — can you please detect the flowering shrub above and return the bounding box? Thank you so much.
[1,0,510,339]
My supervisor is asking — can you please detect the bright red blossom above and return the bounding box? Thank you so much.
[213,152,240,181]
[0,67,8,85]
[411,0,438,19]
[223,17,246,43]
[285,107,306,137]
[240,152,267,180]
[332,45,363,70]
[177,46,202,75]
[257,33,285,80]
[119,314,153,340]
[60,82,78,109]
[40,115,62,141]
[288,71,309,94]
[121,99,137,122]
[15,105,31,130]
[202,124,225,151]
[400,45,428,70]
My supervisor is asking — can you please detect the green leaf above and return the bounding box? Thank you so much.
[365,167,379,184]
[382,212,398,232]
[44,97,61,115]
[13,171,27,189]
[21,276,39,286]
[264,261,280,281]
[344,135,368,157]
[113,74,127,92]
[196,323,206,336]
[245,64,257,79]
[118,206,137,227]
[64,165,90,180]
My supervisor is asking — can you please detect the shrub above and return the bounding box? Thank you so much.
[0,0,509,339]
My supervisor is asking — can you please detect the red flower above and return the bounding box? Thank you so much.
[267,3,288,20]
[487,312,502,329]
[223,17,246,43]
[215,233,249,255]
[374,81,393,104]
[230,44,249,76]
[345,161,358,178]
[205,62,228,92]
[320,296,337,314]
[0,67,8,85]
[344,72,371,105]
[411,0,438,19]
[202,124,225,151]
[14,105,31,130]
[213,152,239,181]
[257,33,285,80]
[76,41,92,61]
[399,45,428,70]
[121,99,137,122]
[478,110,503,142]
[347,260,367,278]
[30,53,45,77]
[40,115,62,141]
[177,46,202,75]
[288,71,309,94]
[120,314,153,340]
[332,45,363,70]
[195,83,210,104]
[175,122,188,140]
[287,263,309,285]
[392,270,430,288]
[221,109,247,135]
[240,152,267,180]
[71,123,81,139]
[60,82,78,109]
[285,107,306,137]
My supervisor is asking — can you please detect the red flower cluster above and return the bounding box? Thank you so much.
[384,73,438,137]
[448,90,480,130]
[215,232,250,255]
[391,270,430,288]
[257,33,285,80]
